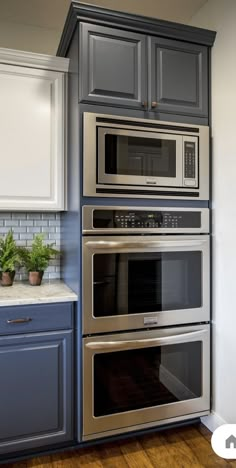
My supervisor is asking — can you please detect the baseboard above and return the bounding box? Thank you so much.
[201,412,227,433]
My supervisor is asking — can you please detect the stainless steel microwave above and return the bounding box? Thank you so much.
[83,113,209,200]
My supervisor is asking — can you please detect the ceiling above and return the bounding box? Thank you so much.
[0,0,209,54]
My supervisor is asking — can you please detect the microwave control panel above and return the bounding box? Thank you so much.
[184,142,196,179]
[93,210,201,229]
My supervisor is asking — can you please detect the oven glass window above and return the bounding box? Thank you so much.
[94,341,202,416]
[93,251,201,317]
[105,135,176,178]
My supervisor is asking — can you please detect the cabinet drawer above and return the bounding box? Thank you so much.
[0,302,73,335]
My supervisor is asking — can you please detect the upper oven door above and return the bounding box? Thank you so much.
[97,127,183,188]
[82,235,210,334]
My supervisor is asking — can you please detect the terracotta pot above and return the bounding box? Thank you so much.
[0,271,15,287]
[28,271,44,286]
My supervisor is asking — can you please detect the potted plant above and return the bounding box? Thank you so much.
[0,230,21,286]
[19,234,59,286]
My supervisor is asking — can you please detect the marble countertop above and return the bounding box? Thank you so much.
[0,281,78,307]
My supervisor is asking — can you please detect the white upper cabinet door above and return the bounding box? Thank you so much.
[0,62,67,210]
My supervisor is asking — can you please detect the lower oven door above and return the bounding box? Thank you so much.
[82,235,209,334]
[82,324,210,440]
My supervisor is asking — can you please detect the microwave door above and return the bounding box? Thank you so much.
[97,128,183,188]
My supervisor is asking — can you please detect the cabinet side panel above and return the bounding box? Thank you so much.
[60,29,82,442]
[61,28,80,294]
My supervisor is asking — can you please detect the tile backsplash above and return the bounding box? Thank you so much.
[0,212,61,281]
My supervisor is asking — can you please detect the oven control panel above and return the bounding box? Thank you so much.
[93,210,201,229]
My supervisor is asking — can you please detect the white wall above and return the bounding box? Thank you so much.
[190,0,236,429]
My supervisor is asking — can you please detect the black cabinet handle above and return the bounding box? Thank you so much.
[6,318,32,324]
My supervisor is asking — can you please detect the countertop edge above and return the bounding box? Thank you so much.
[0,296,78,307]
[0,281,78,307]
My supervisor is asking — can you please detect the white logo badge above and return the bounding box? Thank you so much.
[211,424,236,459]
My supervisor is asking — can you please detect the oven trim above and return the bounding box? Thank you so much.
[82,324,210,440]
[82,411,210,441]
[82,234,210,334]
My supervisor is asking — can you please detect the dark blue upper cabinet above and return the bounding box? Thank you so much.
[58,3,216,123]
[79,23,209,120]
[79,23,147,109]
[149,37,208,118]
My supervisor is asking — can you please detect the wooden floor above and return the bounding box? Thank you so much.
[4,424,236,468]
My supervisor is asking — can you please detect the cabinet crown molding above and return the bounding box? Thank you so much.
[0,47,69,72]
[57,1,216,57]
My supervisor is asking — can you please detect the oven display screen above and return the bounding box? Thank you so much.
[93,210,201,229]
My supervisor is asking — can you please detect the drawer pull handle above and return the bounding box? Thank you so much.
[7,318,32,324]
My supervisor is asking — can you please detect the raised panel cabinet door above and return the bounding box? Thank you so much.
[0,64,66,211]
[0,330,73,454]
[80,23,147,109]
[149,37,208,118]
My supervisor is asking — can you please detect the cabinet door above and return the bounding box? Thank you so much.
[0,64,65,211]
[149,37,208,118]
[80,23,147,109]
[0,330,73,454]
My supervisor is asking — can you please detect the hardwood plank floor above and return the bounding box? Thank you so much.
[4,424,235,468]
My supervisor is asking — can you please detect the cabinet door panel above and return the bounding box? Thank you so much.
[149,37,208,117]
[0,64,65,210]
[80,23,147,108]
[0,330,73,453]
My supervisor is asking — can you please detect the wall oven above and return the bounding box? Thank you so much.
[82,206,210,334]
[83,324,210,441]
[83,113,209,200]
[81,206,210,441]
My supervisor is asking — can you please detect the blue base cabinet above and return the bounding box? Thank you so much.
[0,304,74,455]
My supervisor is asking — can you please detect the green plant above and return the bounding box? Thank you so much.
[0,230,21,272]
[19,234,59,272]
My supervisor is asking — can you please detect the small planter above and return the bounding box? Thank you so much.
[0,271,15,287]
[28,271,44,286]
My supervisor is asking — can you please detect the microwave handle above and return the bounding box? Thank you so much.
[85,329,207,351]
[85,240,207,250]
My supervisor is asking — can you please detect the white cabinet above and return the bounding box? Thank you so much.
[0,49,69,211]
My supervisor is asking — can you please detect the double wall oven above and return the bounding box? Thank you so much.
[82,206,210,441]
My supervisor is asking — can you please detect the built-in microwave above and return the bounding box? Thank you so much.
[83,113,209,200]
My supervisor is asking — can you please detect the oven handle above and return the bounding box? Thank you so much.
[85,240,206,250]
[85,329,206,351]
